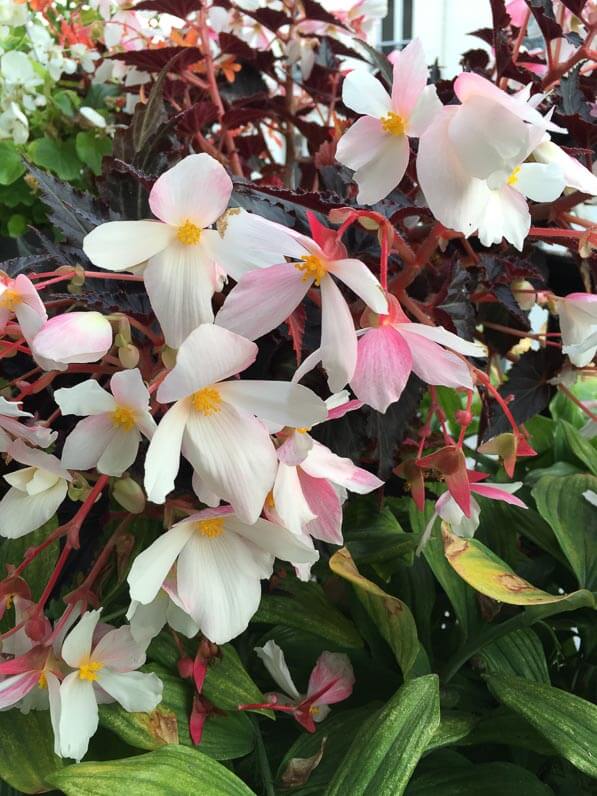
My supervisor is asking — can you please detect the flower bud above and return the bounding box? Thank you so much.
[118,343,140,369]
[25,615,49,642]
[112,476,145,514]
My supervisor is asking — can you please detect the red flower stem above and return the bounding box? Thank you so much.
[474,368,520,435]
[66,475,110,549]
[380,227,389,291]
[125,315,162,345]
[457,390,474,448]
[528,226,597,243]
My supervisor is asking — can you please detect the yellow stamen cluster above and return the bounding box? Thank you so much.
[111,405,137,431]
[264,490,275,509]
[380,112,406,136]
[79,660,103,682]
[295,255,327,286]
[38,671,48,689]
[191,387,222,415]
[196,518,224,538]
[295,427,311,434]
[176,219,201,246]
[507,166,521,186]
[0,289,22,311]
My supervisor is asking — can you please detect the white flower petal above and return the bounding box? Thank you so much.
[320,276,357,392]
[127,521,195,605]
[97,428,140,476]
[58,672,98,761]
[407,84,442,137]
[61,610,102,668]
[353,134,410,205]
[271,462,317,537]
[255,640,300,699]
[0,479,67,538]
[144,400,190,504]
[83,220,173,271]
[397,323,485,356]
[515,162,565,202]
[55,380,115,416]
[328,259,387,314]
[227,515,318,564]
[336,116,387,171]
[342,68,392,118]
[109,368,150,412]
[217,380,327,428]
[96,669,163,713]
[61,415,116,472]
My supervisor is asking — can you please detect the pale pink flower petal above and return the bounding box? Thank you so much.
[335,116,387,171]
[271,462,317,537]
[302,441,383,494]
[32,312,113,369]
[276,430,314,466]
[353,134,410,205]
[320,275,357,392]
[471,481,526,507]
[83,220,173,271]
[144,400,190,504]
[0,670,40,709]
[157,324,258,404]
[225,515,318,564]
[328,259,388,314]
[215,263,310,341]
[300,469,344,544]
[407,85,443,137]
[351,325,413,413]
[109,368,151,411]
[396,323,485,356]
[217,380,327,428]
[307,651,355,705]
[10,275,47,340]
[342,68,392,118]
[93,626,146,672]
[148,153,232,228]
[398,329,474,389]
[391,38,428,119]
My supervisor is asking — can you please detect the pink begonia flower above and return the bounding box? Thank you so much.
[83,154,235,348]
[336,38,442,204]
[0,396,56,452]
[31,311,113,372]
[0,274,46,340]
[55,368,156,477]
[56,609,162,761]
[506,0,529,27]
[0,440,71,539]
[250,640,355,731]
[126,578,199,645]
[127,506,318,645]
[350,296,485,413]
[322,0,388,35]
[417,73,597,250]
[556,293,597,367]
[144,323,327,522]
[216,212,388,392]
[420,473,527,550]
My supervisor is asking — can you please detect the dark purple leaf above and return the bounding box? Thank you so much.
[110,46,202,72]
[134,0,200,17]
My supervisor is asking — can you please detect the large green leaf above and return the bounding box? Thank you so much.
[326,675,440,795]
[28,137,82,181]
[478,627,550,683]
[557,420,597,475]
[75,132,113,176]
[0,142,25,185]
[99,665,254,760]
[329,547,421,678]
[46,745,255,795]
[344,505,417,569]
[485,674,597,778]
[0,519,58,602]
[406,761,554,795]
[533,473,597,590]
[0,709,64,794]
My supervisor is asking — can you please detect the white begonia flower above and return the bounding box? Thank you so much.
[82,153,235,349]
[336,38,442,204]
[55,610,163,761]
[127,582,199,644]
[0,397,56,453]
[55,369,156,478]
[144,323,327,523]
[0,0,27,27]
[70,44,100,73]
[0,101,28,144]
[79,106,107,128]
[1,50,42,92]
[128,506,318,645]
[0,440,71,539]
[0,273,47,341]
[556,293,597,367]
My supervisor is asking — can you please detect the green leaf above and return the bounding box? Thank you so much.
[254,580,363,649]
[327,675,440,796]
[458,707,557,756]
[406,761,554,795]
[426,712,478,751]
[276,706,377,794]
[344,505,417,568]
[45,745,255,795]
[75,131,113,176]
[329,547,421,678]
[7,212,26,237]
[0,709,64,794]
[0,519,58,601]
[489,501,567,565]
[442,524,580,605]
[533,473,597,589]
[555,419,597,474]
[0,142,25,185]
[28,137,82,181]
[477,627,550,683]
[485,674,597,778]
[99,666,254,760]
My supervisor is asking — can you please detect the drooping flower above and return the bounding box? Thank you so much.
[0,274,46,340]
[0,397,56,452]
[416,445,474,517]
[216,212,388,391]
[31,311,113,372]
[0,440,71,539]
[245,640,354,731]
[83,154,233,348]
[349,296,485,413]
[55,368,156,477]
[144,323,327,522]
[478,432,537,478]
[556,293,597,367]
[419,471,527,549]
[55,610,162,761]
[127,506,318,645]
[336,38,441,204]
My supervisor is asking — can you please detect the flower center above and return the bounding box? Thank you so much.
[380,112,406,136]
[264,490,275,509]
[191,387,222,415]
[195,518,224,538]
[309,705,320,716]
[176,219,202,246]
[0,289,22,311]
[38,671,47,689]
[79,660,103,682]
[111,405,136,431]
[294,255,327,286]
[507,166,521,186]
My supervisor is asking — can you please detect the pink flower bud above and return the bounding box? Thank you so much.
[32,312,113,371]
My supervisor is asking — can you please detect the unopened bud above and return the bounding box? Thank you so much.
[118,343,139,369]
[161,345,177,370]
[25,616,48,642]
[112,476,145,514]
[68,473,91,502]
[455,410,473,427]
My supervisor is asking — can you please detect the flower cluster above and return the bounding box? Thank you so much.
[0,0,595,771]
